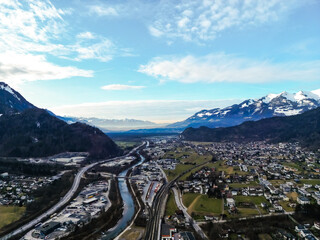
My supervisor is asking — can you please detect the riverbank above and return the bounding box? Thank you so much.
[101,147,146,240]
[116,166,145,240]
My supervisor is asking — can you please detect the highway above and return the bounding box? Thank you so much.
[145,160,211,240]
[0,143,146,240]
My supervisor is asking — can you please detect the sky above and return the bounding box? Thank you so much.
[0,0,320,123]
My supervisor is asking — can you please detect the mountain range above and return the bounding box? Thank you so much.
[168,89,320,129]
[181,106,320,150]
[53,89,320,133]
[60,116,159,131]
[0,82,120,158]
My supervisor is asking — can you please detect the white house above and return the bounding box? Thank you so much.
[226,198,235,207]
[297,196,310,205]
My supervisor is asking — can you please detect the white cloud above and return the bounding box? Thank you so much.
[0,52,93,86]
[148,0,312,42]
[101,84,145,90]
[148,26,163,37]
[76,32,96,39]
[0,0,66,43]
[0,0,98,85]
[139,54,320,83]
[89,5,118,16]
[0,0,134,85]
[74,38,115,62]
[50,99,240,123]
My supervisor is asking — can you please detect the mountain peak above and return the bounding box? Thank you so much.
[0,83,120,158]
[260,89,320,104]
[0,82,35,115]
[0,82,20,101]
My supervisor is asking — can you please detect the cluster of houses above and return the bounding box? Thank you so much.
[0,172,62,206]
[143,137,179,160]
[185,141,320,204]
[293,223,320,240]
[147,139,320,238]
[175,162,320,218]
[157,159,178,170]
[131,161,165,206]
[161,224,196,240]
[177,167,214,195]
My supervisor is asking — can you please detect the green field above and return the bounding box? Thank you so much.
[282,162,304,173]
[229,182,259,188]
[0,206,25,229]
[192,195,223,215]
[234,196,269,206]
[164,164,196,181]
[165,191,179,216]
[180,162,216,181]
[269,180,286,186]
[299,179,320,185]
[163,148,212,181]
[211,160,249,176]
[279,201,295,212]
[115,141,139,149]
[163,148,211,165]
[183,193,223,217]
[237,207,260,216]
[182,193,200,208]
[231,196,269,217]
[258,234,273,240]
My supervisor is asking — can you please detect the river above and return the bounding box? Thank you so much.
[101,151,145,239]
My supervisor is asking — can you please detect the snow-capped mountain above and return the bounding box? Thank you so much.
[0,82,35,115]
[168,89,320,129]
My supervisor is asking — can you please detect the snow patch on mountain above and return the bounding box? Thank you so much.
[274,108,303,116]
[0,84,21,101]
[311,89,320,96]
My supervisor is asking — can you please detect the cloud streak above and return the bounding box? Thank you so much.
[0,52,93,85]
[101,84,145,90]
[89,5,118,16]
[139,54,320,84]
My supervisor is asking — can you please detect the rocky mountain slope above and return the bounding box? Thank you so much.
[0,82,120,158]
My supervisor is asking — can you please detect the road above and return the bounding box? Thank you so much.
[172,187,208,239]
[196,211,295,225]
[145,160,211,240]
[0,143,146,240]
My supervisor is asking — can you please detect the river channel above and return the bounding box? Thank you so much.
[102,151,145,239]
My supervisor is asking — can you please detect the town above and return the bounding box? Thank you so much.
[0,138,320,240]
[146,139,320,239]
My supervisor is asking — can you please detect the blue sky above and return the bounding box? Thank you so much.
[1,0,320,123]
